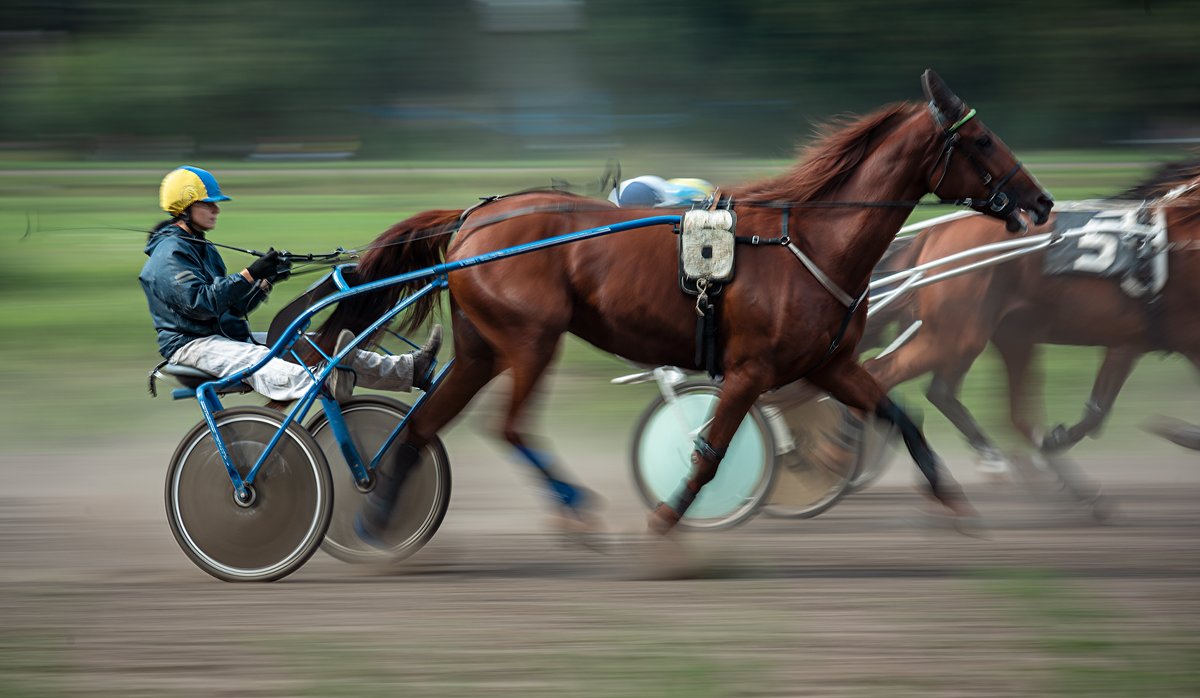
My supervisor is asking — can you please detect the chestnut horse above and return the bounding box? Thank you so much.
[321,70,1053,538]
[864,158,1200,474]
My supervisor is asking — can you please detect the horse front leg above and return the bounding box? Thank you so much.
[993,335,1043,447]
[483,326,612,546]
[866,328,1006,484]
[648,369,766,534]
[1042,347,1141,452]
[926,368,1012,477]
[359,318,499,541]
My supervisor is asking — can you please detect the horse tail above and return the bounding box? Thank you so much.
[317,209,463,349]
[861,233,929,350]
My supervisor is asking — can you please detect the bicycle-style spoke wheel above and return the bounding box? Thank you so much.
[165,407,333,582]
[760,385,859,519]
[306,396,451,564]
[630,383,775,530]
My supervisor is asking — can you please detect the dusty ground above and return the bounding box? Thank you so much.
[2,422,1199,697]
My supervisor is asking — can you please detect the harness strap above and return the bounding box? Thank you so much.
[720,193,857,309]
[786,241,857,307]
[805,290,869,376]
[735,234,789,245]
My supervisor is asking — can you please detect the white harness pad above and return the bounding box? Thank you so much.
[679,209,737,284]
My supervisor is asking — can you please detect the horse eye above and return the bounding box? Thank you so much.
[976,135,993,149]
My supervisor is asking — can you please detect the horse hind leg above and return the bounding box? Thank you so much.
[812,358,976,518]
[926,367,1010,479]
[359,318,500,538]
[1142,348,1200,449]
[993,336,1042,447]
[489,331,607,533]
[1043,347,1140,453]
[870,327,1006,476]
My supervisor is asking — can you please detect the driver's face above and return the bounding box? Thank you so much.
[189,201,220,231]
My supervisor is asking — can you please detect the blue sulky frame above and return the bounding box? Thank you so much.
[170,215,683,503]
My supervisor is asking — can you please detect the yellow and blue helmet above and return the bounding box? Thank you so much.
[666,178,716,202]
[159,166,231,215]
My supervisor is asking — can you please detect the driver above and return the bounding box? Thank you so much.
[139,166,441,402]
[608,176,716,208]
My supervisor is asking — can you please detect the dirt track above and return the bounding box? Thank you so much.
[2,433,1199,697]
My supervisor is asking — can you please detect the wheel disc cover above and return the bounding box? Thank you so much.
[309,400,446,561]
[171,414,325,577]
[636,392,769,522]
[764,394,858,512]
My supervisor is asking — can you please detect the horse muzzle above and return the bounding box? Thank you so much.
[987,189,1052,233]
[1028,194,1054,226]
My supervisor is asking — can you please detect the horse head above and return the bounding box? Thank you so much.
[922,69,1053,233]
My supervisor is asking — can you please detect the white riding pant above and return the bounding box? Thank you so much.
[169,335,415,401]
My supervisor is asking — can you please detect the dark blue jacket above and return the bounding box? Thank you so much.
[139,223,266,358]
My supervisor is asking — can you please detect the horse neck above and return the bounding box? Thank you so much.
[1159,184,1200,229]
[802,113,939,293]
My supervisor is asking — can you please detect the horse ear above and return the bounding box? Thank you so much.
[921,69,965,124]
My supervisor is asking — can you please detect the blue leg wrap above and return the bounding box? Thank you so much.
[514,444,581,508]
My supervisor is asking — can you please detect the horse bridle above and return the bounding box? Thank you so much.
[928,104,1024,220]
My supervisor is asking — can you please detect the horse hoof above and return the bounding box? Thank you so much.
[952,515,990,540]
[572,485,609,513]
[646,503,681,536]
[923,487,980,520]
[546,510,608,553]
[915,497,987,538]
[1041,424,1071,452]
[1086,492,1118,524]
[974,448,1013,484]
[945,497,979,520]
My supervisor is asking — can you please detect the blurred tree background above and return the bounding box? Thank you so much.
[2,0,1198,160]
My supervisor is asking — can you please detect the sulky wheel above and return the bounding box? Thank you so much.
[758,384,859,519]
[306,396,451,564]
[165,406,333,582]
[846,411,898,494]
[630,382,775,530]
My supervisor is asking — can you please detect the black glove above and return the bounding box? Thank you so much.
[246,249,281,282]
[273,255,293,283]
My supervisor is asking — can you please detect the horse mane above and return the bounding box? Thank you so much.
[730,103,922,204]
[1119,156,1200,202]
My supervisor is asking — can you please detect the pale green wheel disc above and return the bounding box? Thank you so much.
[631,383,775,530]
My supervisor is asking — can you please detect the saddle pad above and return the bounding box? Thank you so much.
[1043,205,1167,297]
[679,209,736,283]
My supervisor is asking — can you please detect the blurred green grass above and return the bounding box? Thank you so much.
[969,569,1200,696]
[1,156,1195,453]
